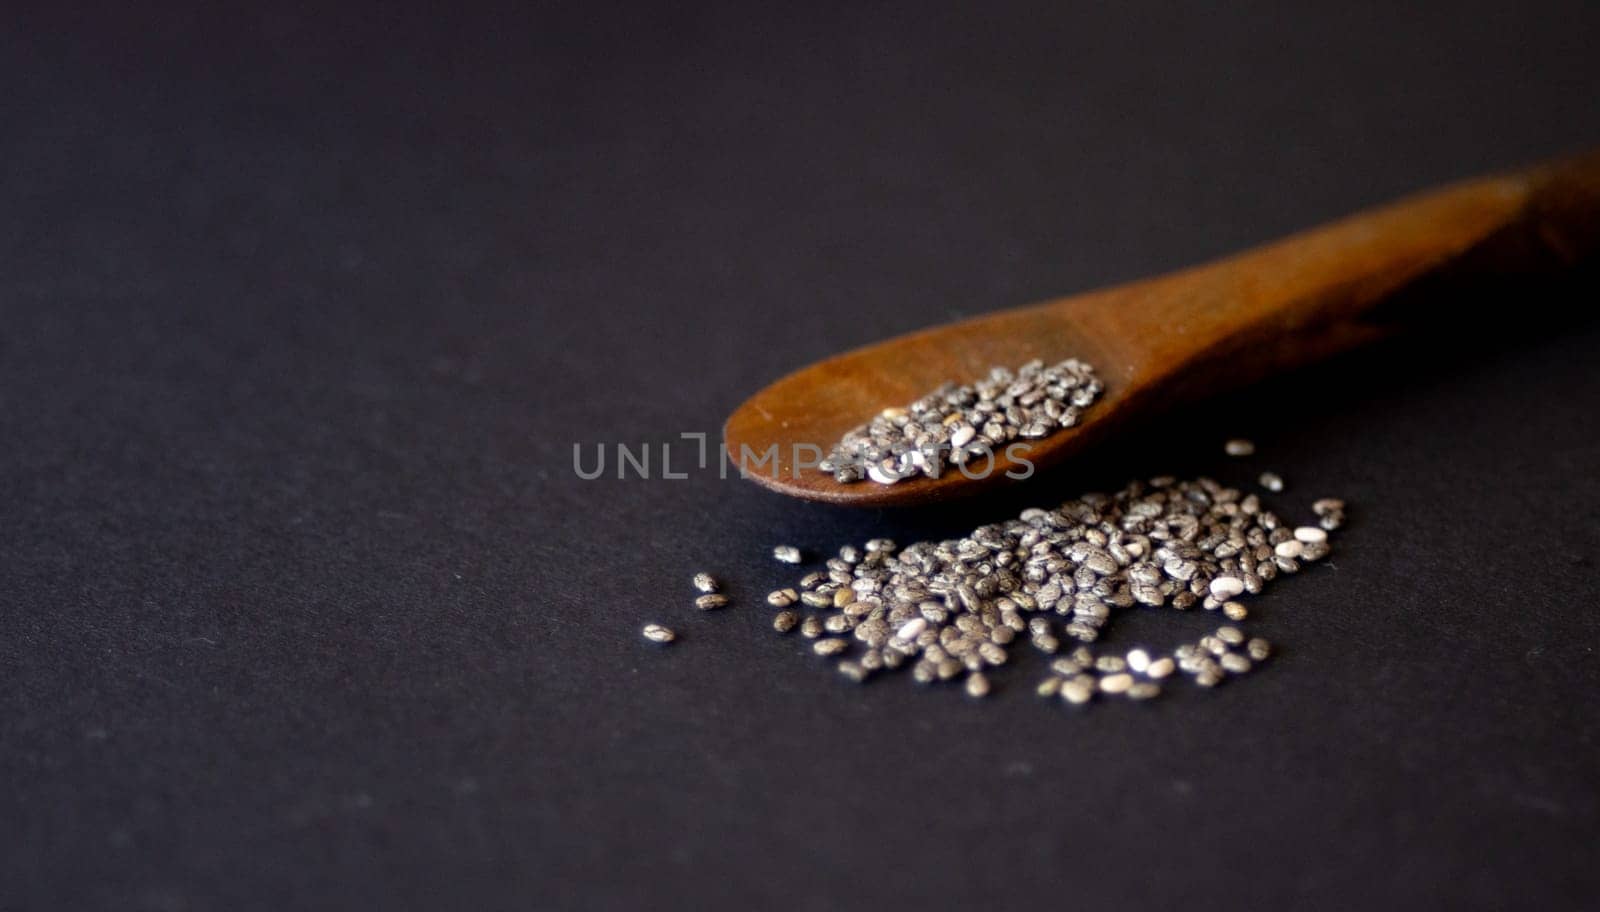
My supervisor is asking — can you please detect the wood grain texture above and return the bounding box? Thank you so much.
[724,149,1600,506]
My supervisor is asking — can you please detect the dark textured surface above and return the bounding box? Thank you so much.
[4,3,1600,909]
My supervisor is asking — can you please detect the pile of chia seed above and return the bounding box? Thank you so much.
[755,471,1343,705]
[652,434,1346,707]
[819,358,1103,484]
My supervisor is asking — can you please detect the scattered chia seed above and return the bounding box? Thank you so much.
[813,638,848,656]
[694,594,729,611]
[1220,652,1253,674]
[1293,526,1327,544]
[1312,497,1347,531]
[1127,682,1162,700]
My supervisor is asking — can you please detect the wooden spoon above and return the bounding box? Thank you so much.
[724,149,1600,506]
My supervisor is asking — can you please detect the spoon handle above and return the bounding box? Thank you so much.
[1114,148,1600,401]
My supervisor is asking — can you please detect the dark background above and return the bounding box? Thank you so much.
[4,2,1599,909]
